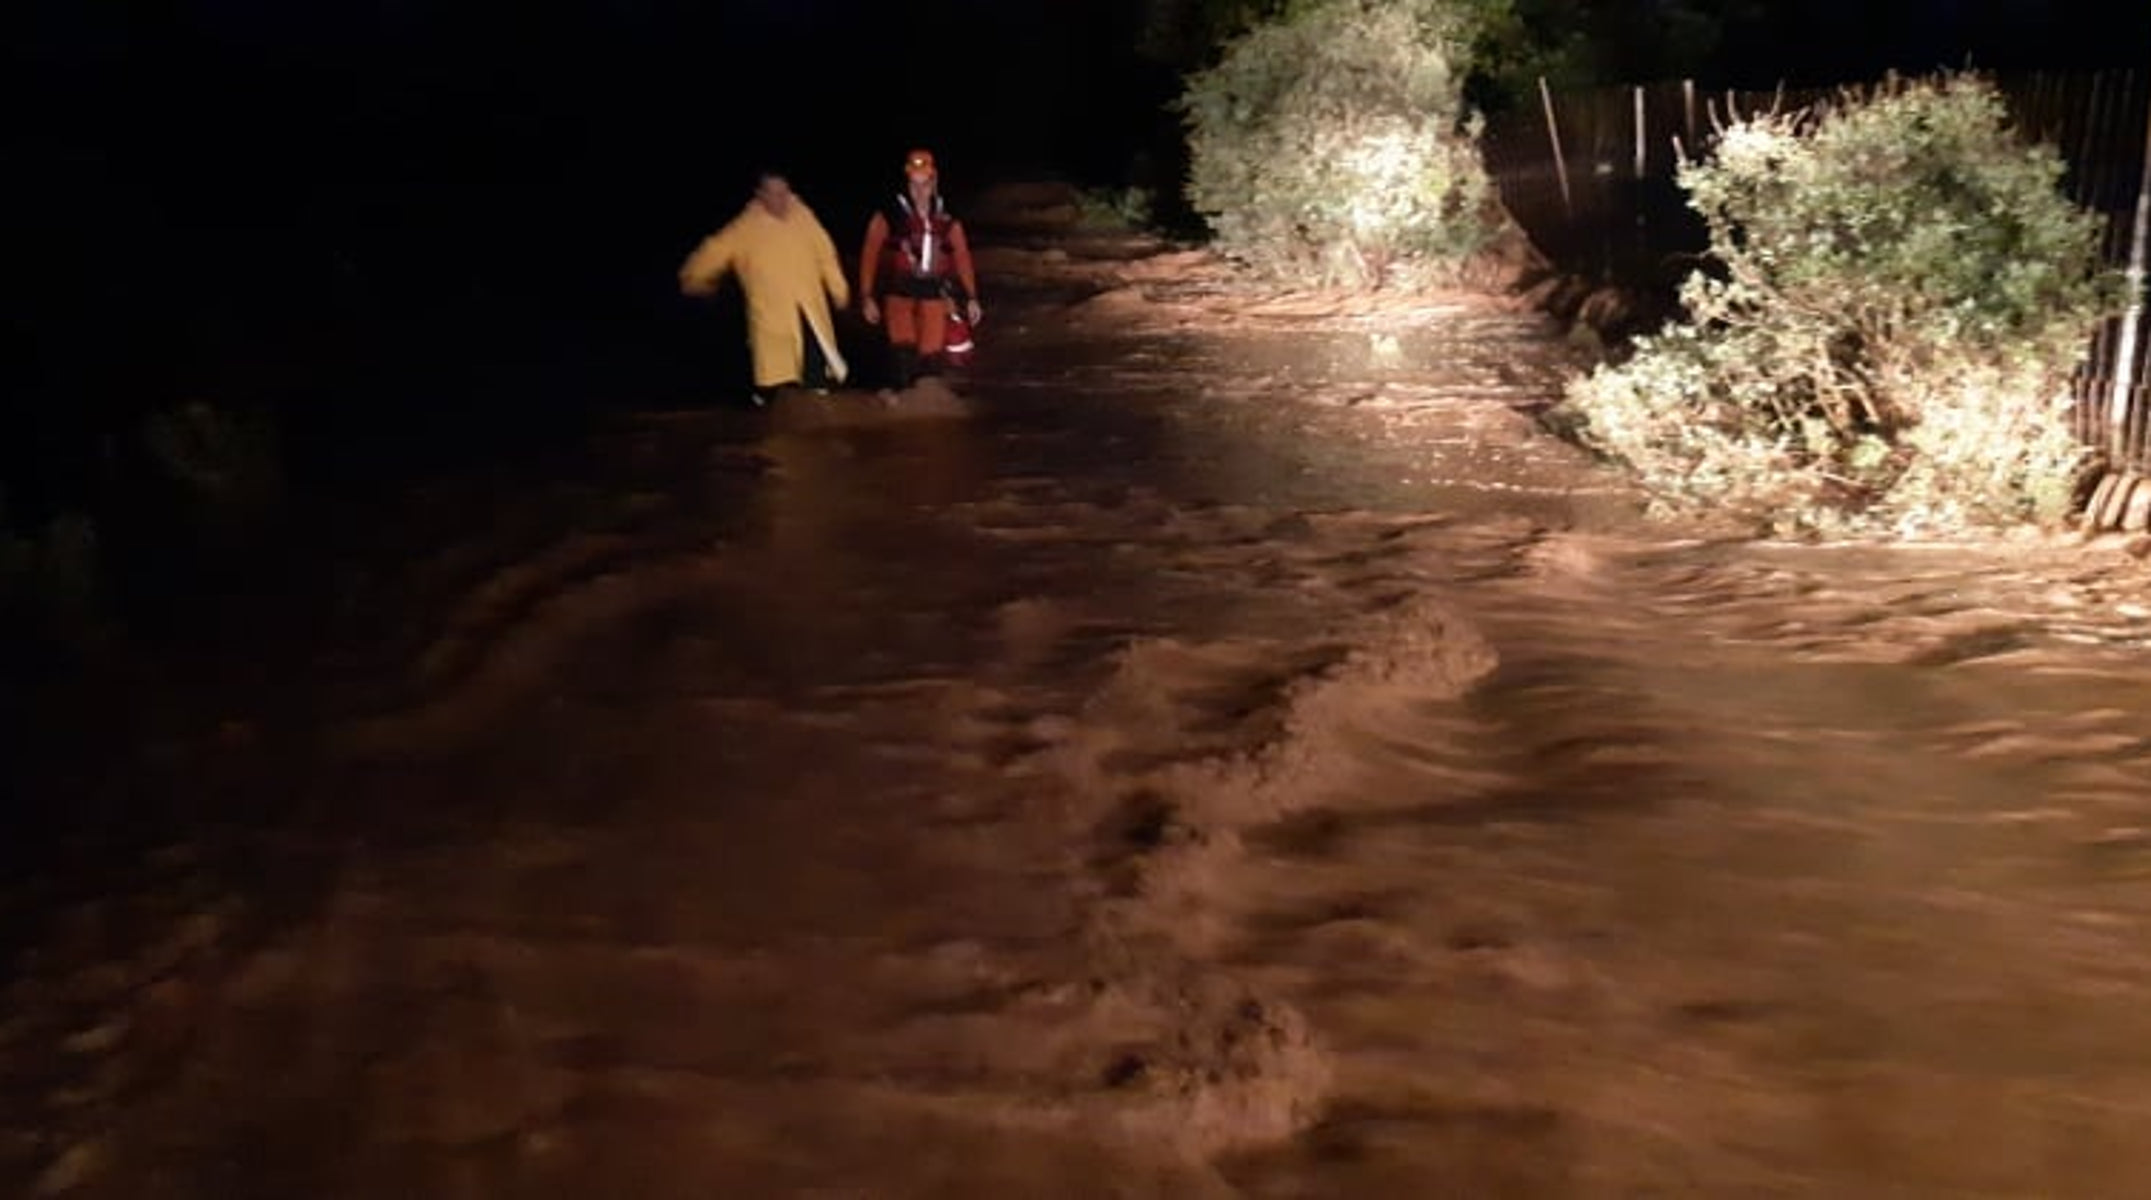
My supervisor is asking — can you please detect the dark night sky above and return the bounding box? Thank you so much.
[17,1,2143,265]
[13,2,1178,330]
[24,2,2128,205]
[1713,0,2146,85]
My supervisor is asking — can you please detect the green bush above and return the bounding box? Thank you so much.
[1178,0,1501,288]
[1562,72,2126,535]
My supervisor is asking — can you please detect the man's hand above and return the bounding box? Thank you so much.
[965,299,983,326]
[862,297,881,325]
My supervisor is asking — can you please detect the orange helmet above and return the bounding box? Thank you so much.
[903,148,937,179]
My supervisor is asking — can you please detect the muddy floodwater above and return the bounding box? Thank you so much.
[5,212,2151,1198]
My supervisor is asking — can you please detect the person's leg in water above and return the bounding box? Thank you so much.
[911,296,951,378]
[883,295,920,390]
[746,319,798,408]
[749,312,832,408]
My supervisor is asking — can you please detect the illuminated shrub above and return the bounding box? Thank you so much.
[1563,73,2125,534]
[1179,0,1499,287]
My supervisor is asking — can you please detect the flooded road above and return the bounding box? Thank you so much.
[6,208,2151,1197]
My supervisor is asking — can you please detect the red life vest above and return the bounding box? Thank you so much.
[879,194,964,299]
[943,307,976,365]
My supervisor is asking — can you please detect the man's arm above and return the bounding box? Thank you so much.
[949,219,982,320]
[857,212,890,301]
[678,223,738,297]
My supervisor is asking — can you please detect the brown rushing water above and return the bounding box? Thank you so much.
[4,211,2149,1199]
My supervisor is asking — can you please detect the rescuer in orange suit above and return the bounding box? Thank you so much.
[858,148,983,388]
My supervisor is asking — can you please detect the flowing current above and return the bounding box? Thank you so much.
[5,217,2150,1198]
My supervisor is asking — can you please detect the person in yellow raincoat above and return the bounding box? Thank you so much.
[678,170,851,404]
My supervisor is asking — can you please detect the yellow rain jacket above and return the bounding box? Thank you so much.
[679,200,851,388]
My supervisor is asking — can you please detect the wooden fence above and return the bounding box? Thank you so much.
[1480,69,2151,524]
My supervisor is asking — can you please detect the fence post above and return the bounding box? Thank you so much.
[1539,75,1573,219]
[1634,85,1647,179]
[2107,86,2151,462]
[1633,85,1649,276]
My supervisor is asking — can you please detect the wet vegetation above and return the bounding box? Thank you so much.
[1178,0,1501,287]
[1556,74,2126,535]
